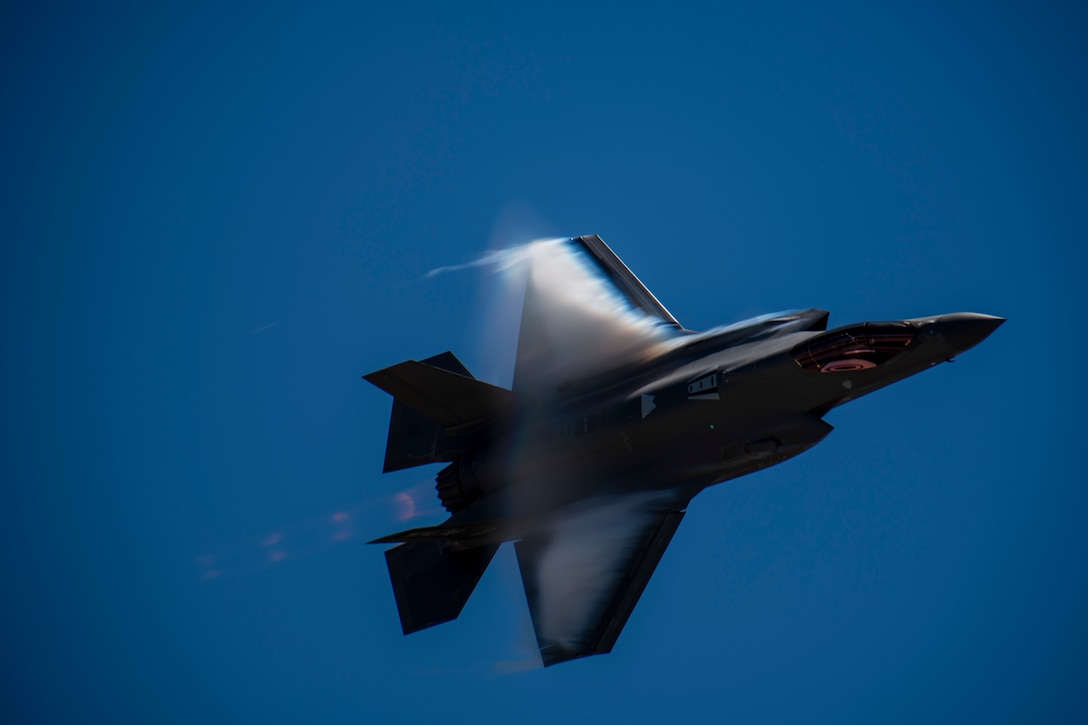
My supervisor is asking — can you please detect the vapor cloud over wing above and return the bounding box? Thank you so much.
[511,240,675,392]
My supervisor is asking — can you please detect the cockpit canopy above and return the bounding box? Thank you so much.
[791,323,915,373]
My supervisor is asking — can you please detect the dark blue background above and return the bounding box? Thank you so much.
[4,2,1085,722]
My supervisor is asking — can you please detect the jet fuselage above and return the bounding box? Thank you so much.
[430,311,1002,530]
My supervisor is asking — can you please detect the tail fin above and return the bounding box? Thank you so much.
[364,351,515,472]
[385,540,500,634]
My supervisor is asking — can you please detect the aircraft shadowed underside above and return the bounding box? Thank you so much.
[364,235,1003,667]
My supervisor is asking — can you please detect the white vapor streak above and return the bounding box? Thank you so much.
[533,495,657,649]
[513,240,672,391]
[426,243,559,278]
[248,321,278,334]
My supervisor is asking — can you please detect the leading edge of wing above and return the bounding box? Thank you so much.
[572,235,681,329]
[514,492,688,667]
[511,237,683,393]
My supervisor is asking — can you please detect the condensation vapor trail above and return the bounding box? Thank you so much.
[432,238,678,390]
[510,240,675,392]
[529,493,659,649]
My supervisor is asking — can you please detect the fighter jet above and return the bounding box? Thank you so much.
[364,235,1002,667]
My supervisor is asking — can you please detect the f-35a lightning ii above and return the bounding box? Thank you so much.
[364,235,1002,667]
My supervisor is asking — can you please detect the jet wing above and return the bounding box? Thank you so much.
[572,235,681,328]
[512,236,683,393]
[514,494,688,666]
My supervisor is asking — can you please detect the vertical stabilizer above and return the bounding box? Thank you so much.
[385,540,500,634]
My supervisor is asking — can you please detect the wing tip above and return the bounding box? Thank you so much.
[539,644,604,667]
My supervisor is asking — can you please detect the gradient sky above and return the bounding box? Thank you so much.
[3,2,1086,723]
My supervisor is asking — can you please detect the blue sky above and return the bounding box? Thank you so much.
[3,1,1086,722]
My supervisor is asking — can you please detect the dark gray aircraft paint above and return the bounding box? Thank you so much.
[364,235,1003,667]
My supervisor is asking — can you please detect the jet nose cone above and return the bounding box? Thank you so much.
[937,312,1005,353]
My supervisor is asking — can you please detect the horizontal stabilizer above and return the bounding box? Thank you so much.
[385,540,499,634]
[364,356,515,429]
[365,352,516,472]
[369,519,506,546]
